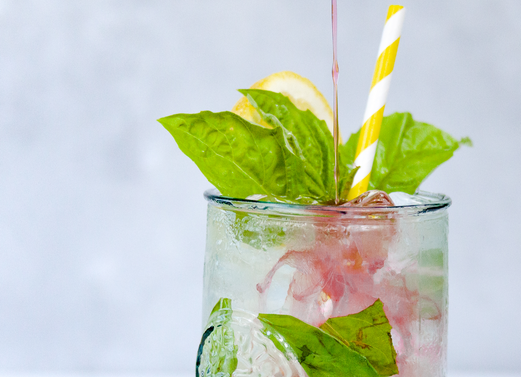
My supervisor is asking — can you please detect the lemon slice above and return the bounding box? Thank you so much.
[232,71,335,135]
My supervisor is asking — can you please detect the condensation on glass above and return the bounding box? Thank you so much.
[200,189,450,377]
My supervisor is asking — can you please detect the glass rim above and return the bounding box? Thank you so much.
[204,188,451,217]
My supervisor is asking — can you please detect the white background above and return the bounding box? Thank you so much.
[0,0,520,375]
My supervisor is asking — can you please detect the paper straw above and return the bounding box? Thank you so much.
[347,5,406,200]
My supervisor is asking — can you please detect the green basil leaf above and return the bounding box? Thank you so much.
[210,297,232,315]
[320,299,398,376]
[196,298,237,377]
[343,112,470,194]
[338,165,359,204]
[240,89,336,203]
[258,314,380,377]
[159,111,316,203]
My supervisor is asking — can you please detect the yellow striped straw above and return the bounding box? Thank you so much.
[347,5,406,200]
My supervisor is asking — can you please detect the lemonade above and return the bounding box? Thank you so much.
[198,189,449,377]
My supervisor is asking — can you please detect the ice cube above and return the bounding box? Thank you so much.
[343,190,395,207]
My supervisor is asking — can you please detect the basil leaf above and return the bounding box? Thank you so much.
[320,299,398,376]
[343,112,470,194]
[338,165,359,204]
[210,297,232,315]
[159,111,316,203]
[258,314,380,377]
[240,89,336,203]
[196,298,237,377]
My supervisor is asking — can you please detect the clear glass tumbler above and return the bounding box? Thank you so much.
[197,189,450,377]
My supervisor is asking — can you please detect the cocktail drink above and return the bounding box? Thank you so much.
[159,77,469,376]
[198,190,449,377]
[158,4,470,376]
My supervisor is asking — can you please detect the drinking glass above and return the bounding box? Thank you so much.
[197,189,450,377]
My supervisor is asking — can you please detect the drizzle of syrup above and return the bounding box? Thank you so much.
[331,0,340,204]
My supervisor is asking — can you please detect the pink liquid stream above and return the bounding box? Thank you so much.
[332,0,340,204]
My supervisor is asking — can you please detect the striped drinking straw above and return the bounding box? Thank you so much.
[347,5,406,200]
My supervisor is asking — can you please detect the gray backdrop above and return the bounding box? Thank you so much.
[1,0,520,375]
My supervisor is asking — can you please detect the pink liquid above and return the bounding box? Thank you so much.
[254,193,446,376]
[331,0,340,204]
